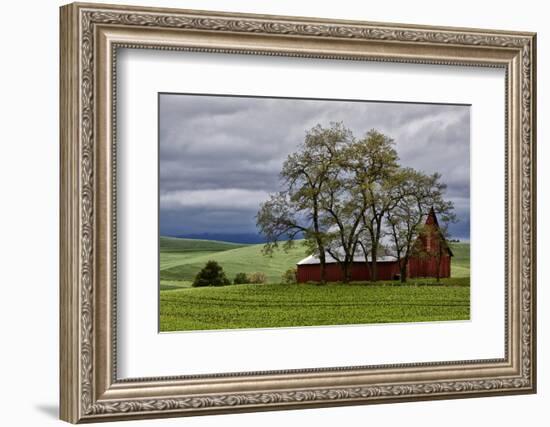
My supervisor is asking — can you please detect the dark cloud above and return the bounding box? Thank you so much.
[159,94,470,239]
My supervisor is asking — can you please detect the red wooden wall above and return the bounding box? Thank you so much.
[296,261,400,283]
[296,256,451,283]
[407,255,451,279]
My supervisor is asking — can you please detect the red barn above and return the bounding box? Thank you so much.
[296,208,453,283]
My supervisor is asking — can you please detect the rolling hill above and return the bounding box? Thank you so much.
[160,237,309,283]
[449,242,470,278]
[175,233,268,244]
[160,236,245,253]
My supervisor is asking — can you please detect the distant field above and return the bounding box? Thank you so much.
[158,238,470,331]
[160,236,246,253]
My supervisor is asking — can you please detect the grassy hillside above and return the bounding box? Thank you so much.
[160,281,470,331]
[160,238,309,283]
[449,242,470,278]
[160,237,247,273]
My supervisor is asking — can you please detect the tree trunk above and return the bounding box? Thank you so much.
[319,250,327,284]
[370,244,378,282]
[370,223,381,282]
[364,260,371,281]
[400,261,407,283]
[399,263,407,283]
[345,258,353,283]
[359,242,371,283]
[436,254,441,282]
[313,200,326,284]
[340,262,350,283]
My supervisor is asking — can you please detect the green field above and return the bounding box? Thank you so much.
[159,238,470,331]
[160,280,470,331]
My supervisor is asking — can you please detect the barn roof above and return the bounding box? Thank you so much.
[297,253,397,265]
[297,233,398,265]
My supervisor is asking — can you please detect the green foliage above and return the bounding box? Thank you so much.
[192,260,230,287]
[233,272,250,285]
[281,267,297,284]
[256,122,354,282]
[248,272,267,284]
[160,279,470,332]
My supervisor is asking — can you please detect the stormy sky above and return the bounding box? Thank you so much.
[159,94,470,240]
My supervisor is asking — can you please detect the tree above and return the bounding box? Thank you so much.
[281,267,298,284]
[248,272,267,284]
[257,122,353,283]
[192,260,230,287]
[256,191,309,253]
[258,123,457,285]
[385,170,456,282]
[319,170,366,283]
[345,130,400,281]
[233,272,250,285]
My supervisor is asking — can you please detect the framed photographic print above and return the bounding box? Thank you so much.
[60,2,537,423]
[158,93,470,332]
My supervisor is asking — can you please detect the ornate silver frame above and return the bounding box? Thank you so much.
[60,2,536,423]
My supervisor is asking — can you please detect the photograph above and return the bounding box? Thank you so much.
[158,93,471,332]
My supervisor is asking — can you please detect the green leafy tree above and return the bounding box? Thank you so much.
[233,272,250,285]
[385,170,456,282]
[258,123,457,285]
[192,260,230,287]
[281,267,298,284]
[320,171,366,283]
[257,122,353,283]
[345,130,400,281]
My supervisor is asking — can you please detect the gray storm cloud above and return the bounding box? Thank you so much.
[159,94,470,239]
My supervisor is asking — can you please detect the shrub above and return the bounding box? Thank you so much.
[233,272,250,285]
[248,272,267,284]
[281,267,297,284]
[192,260,230,287]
